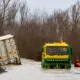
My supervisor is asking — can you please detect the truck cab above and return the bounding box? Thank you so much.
[40,42,73,69]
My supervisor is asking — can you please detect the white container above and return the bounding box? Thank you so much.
[0,34,21,65]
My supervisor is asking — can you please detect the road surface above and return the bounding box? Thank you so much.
[0,58,80,80]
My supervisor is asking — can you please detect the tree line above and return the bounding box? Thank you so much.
[0,0,80,62]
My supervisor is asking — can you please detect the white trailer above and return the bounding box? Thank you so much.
[0,34,21,65]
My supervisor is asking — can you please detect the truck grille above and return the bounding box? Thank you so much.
[46,59,69,63]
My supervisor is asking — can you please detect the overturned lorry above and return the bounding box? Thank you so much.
[40,42,73,69]
[0,34,21,65]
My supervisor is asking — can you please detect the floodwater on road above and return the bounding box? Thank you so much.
[0,58,80,80]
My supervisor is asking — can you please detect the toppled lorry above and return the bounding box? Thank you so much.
[0,34,21,65]
[40,41,73,69]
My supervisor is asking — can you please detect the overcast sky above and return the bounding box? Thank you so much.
[24,0,79,14]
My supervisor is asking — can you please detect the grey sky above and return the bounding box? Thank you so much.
[25,0,79,14]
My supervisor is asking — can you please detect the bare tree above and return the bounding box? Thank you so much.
[0,0,20,35]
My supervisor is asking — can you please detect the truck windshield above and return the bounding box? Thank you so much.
[46,46,68,55]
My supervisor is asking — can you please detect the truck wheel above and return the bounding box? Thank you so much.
[42,63,46,68]
[66,64,71,69]
[41,60,46,68]
[68,65,71,69]
[18,62,22,65]
[60,65,65,69]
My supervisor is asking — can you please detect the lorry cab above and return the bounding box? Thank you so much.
[40,42,73,69]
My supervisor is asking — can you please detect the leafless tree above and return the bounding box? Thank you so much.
[0,0,20,35]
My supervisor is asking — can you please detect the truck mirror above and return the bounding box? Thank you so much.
[71,47,73,55]
[40,47,44,52]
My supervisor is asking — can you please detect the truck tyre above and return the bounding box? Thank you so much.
[42,60,46,68]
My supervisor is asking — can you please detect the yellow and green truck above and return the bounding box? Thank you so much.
[40,42,73,69]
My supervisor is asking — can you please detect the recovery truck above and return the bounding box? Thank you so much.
[40,42,73,69]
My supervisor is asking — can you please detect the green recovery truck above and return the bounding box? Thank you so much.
[40,42,73,69]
